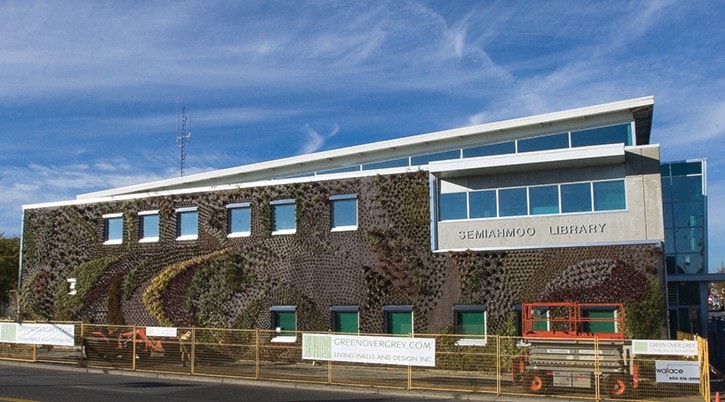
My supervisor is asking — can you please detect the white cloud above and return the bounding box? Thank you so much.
[299,123,340,155]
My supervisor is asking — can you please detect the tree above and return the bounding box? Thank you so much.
[0,234,20,293]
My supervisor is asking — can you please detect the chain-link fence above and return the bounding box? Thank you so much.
[0,321,711,401]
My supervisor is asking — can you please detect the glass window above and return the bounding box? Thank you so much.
[362,158,409,170]
[670,161,702,176]
[532,307,550,331]
[672,202,704,227]
[138,211,159,242]
[439,192,467,221]
[454,304,486,336]
[411,149,460,165]
[227,203,251,237]
[676,254,704,274]
[317,166,360,175]
[571,123,632,147]
[384,305,413,335]
[463,141,515,158]
[561,183,592,213]
[498,188,527,217]
[670,176,703,202]
[176,207,198,240]
[271,306,297,339]
[330,195,357,230]
[271,199,296,234]
[517,133,569,153]
[331,306,359,334]
[529,185,559,215]
[674,227,704,254]
[103,214,123,244]
[469,190,497,219]
[593,180,626,211]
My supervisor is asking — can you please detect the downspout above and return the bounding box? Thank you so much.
[17,207,25,321]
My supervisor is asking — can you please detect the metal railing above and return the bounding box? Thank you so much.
[0,321,711,402]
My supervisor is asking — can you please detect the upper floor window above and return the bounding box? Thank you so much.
[454,304,487,346]
[103,213,123,245]
[176,207,198,241]
[330,194,358,231]
[227,203,251,237]
[271,199,296,234]
[138,210,159,243]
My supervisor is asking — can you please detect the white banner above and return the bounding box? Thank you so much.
[655,360,700,383]
[146,327,178,337]
[302,333,436,367]
[632,340,698,356]
[11,323,75,346]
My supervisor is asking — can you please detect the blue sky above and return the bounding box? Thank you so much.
[1,1,723,270]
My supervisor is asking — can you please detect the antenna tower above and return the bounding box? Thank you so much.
[176,98,191,177]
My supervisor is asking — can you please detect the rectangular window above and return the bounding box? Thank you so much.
[138,211,159,243]
[331,306,359,334]
[439,192,467,220]
[532,307,550,331]
[517,133,569,153]
[330,194,358,231]
[454,304,487,344]
[498,188,528,217]
[176,207,198,241]
[561,183,592,213]
[593,180,626,211]
[469,190,497,219]
[362,158,409,170]
[463,141,515,158]
[103,213,123,245]
[411,149,460,165]
[529,185,560,215]
[271,306,297,342]
[571,123,632,147]
[227,203,251,237]
[384,305,413,335]
[271,199,296,234]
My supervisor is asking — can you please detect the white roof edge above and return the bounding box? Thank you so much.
[78,96,654,200]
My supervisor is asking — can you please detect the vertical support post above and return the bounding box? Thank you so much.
[496,335,501,396]
[190,327,196,375]
[132,326,137,371]
[407,332,413,390]
[255,329,260,380]
[594,337,600,402]
[327,330,332,385]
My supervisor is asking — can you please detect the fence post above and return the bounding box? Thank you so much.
[132,325,137,371]
[255,329,260,380]
[407,332,413,391]
[190,327,196,375]
[327,330,332,385]
[594,337,600,402]
[496,335,501,396]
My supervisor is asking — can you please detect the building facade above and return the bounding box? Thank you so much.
[20,97,679,339]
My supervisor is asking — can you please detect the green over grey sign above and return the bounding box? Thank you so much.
[302,333,436,367]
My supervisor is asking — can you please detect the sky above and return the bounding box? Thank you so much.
[0,1,723,270]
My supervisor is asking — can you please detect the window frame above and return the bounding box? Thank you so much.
[454,304,487,346]
[138,210,160,243]
[227,202,252,238]
[383,305,414,336]
[330,194,358,232]
[103,213,124,245]
[175,207,199,241]
[270,305,297,342]
[271,199,296,235]
[330,305,359,334]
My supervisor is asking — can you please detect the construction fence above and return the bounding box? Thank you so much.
[0,321,711,402]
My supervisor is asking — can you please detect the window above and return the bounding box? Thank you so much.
[581,307,619,334]
[411,149,460,165]
[103,213,123,245]
[529,185,559,215]
[271,199,296,234]
[331,306,359,334]
[330,195,358,231]
[176,207,198,241]
[593,180,626,211]
[462,141,515,158]
[439,192,467,220]
[561,183,592,213]
[271,305,297,342]
[571,123,632,147]
[498,188,527,217]
[454,304,487,346]
[532,307,550,331]
[517,133,569,153]
[138,211,159,243]
[469,190,497,219]
[384,305,413,335]
[227,203,251,237]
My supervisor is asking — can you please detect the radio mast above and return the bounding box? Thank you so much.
[176,98,191,177]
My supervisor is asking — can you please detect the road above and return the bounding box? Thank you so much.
[0,362,481,402]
